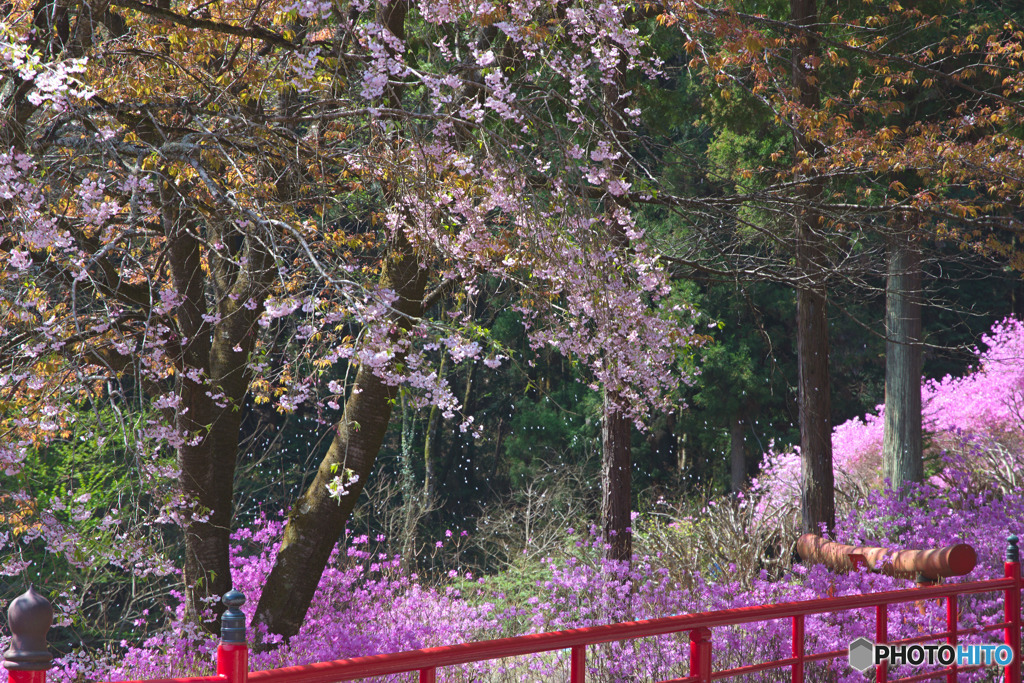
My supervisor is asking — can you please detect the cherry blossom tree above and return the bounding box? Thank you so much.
[5,0,1024,643]
[1,0,699,639]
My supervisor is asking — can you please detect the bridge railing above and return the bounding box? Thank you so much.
[4,535,1022,683]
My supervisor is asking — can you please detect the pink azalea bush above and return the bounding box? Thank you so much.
[46,518,499,683]
[754,316,1024,517]
[926,318,1024,440]
[36,475,1018,683]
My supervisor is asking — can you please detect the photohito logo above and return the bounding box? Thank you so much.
[848,638,1014,672]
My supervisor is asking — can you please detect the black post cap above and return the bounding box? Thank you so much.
[1008,534,1019,563]
[220,590,246,644]
[3,587,54,671]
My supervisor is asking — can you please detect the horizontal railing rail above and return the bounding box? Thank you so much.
[4,534,1021,683]
[238,577,1016,682]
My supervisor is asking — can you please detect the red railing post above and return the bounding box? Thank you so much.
[570,644,586,683]
[3,588,53,683]
[689,627,712,683]
[1005,534,1021,683]
[792,614,804,683]
[217,591,248,683]
[946,594,957,683]
[418,668,436,683]
[876,603,888,683]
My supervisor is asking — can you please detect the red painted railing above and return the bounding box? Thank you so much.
[4,534,1022,683]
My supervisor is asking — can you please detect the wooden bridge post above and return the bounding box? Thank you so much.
[689,627,712,683]
[791,615,804,683]
[3,587,53,683]
[1006,534,1021,683]
[875,603,887,683]
[569,644,585,682]
[217,591,248,683]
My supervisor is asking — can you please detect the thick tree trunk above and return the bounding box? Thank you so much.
[601,393,632,562]
[252,229,427,642]
[176,396,232,631]
[598,46,636,562]
[165,204,233,631]
[791,0,836,535]
[251,364,400,641]
[730,416,746,493]
[167,196,274,632]
[796,278,835,533]
[882,237,924,490]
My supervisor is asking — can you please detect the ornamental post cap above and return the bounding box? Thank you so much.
[1008,534,1019,563]
[4,587,54,671]
[222,590,245,609]
[220,590,246,644]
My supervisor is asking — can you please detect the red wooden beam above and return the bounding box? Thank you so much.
[1004,535,1021,683]
[797,534,977,581]
[239,578,1013,683]
[5,535,1020,683]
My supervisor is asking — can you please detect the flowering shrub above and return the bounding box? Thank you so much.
[33,471,1018,683]
[634,490,800,590]
[754,316,1024,516]
[65,518,497,682]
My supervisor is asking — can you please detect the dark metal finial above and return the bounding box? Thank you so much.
[3,587,54,671]
[220,590,246,644]
[1008,534,1019,563]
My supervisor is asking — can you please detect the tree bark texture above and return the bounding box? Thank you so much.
[882,237,924,490]
[166,190,275,632]
[791,0,836,535]
[796,278,835,534]
[598,46,635,562]
[168,213,231,631]
[252,229,427,641]
[601,392,632,562]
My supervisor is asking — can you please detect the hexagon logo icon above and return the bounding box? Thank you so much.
[849,637,875,672]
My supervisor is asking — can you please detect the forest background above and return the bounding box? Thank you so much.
[2,0,1024,679]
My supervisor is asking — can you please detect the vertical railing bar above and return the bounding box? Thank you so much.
[877,603,888,683]
[570,644,586,683]
[792,614,804,683]
[946,594,957,683]
[1005,534,1021,683]
[689,627,712,683]
[217,591,248,683]
[418,668,436,683]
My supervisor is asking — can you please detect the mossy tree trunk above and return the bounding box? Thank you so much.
[882,235,924,490]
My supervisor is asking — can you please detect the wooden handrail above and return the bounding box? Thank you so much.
[4,535,1020,683]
